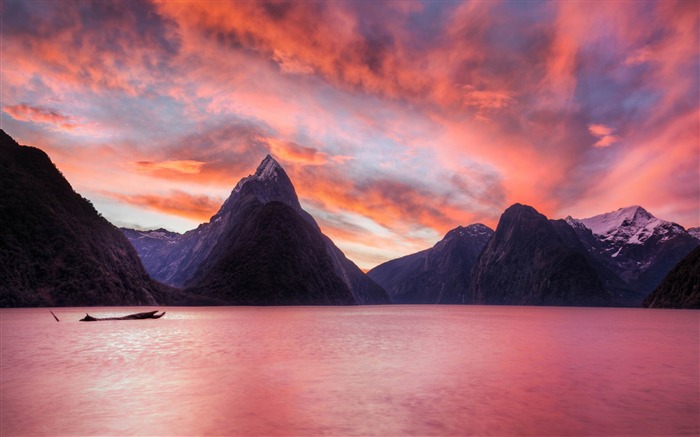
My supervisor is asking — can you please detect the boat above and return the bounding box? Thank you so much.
[79,310,166,321]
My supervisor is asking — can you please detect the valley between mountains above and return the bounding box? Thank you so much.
[1,130,698,308]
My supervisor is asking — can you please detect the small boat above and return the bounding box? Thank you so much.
[79,310,166,322]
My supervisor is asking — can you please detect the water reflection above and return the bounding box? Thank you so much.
[1,306,698,436]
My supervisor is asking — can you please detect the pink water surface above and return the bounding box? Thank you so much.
[1,306,698,436]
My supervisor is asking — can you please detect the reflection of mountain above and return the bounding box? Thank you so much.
[642,247,700,309]
[368,224,493,304]
[0,130,178,307]
[124,155,389,305]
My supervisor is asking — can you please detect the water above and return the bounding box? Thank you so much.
[1,306,698,436]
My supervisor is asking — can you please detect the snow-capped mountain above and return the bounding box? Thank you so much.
[687,227,700,240]
[579,206,687,256]
[123,155,389,305]
[566,206,699,302]
[368,223,494,304]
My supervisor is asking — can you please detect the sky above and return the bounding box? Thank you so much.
[1,0,698,270]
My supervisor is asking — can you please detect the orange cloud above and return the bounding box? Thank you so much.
[588,124,620,148]
[265,138,354,167]
[288,163,495,236]
[462,86,515,110]
[135,160,207,174]
[272,50,314,75]
[266,139,331,166]
[3,104,77,130]
[104,190,223,222]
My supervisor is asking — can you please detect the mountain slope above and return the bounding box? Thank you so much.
[124,155,389,305]
[568,206,699,302]
[185,201,355,305]
[642,246,700,309]
[468,204,611,306]
[0,130,180,307]
[368,224,493,303]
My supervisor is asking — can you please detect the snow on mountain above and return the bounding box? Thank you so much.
[257,154,281,181]
[688,227,700,240]
[579,206,685,248]
[442,223,493,240]
[569,206,699,302]
[122,228,181,243]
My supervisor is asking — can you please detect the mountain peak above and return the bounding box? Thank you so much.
[443,223,494,241]
[214,154,301,224]
[580,205,655,238]
[503,203,540,216]
[254,154,283,181]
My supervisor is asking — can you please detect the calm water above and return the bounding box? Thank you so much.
[1,306,697,436]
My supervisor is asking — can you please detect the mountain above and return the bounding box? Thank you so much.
[642,247,700,309]
[468,204,612,306]
[0,130,186,307]
[119,228,182,279]
[185,201,355,305]
[687,227,700,240]
[368,224,493,303]
[123,155,389,305]
[566,206,699,303]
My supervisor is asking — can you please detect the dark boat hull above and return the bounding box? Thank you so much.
[79,310,165,321]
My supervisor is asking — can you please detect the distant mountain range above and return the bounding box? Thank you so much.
[367,224,493,304]
[1,129,696,308]
[371,204,699,308]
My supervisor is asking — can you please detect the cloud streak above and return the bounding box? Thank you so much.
[104,190,222,222]
[4,104,77,130]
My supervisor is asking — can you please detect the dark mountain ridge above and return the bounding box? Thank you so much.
[0,129,191,307]
[642,246,700,309]
[368,224,493,304]
[468,204,612,306]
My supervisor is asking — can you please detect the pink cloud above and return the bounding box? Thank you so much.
[104,190,223,222]
[588,124,620,148]
[3,104,77,130]
[135,160,207,174]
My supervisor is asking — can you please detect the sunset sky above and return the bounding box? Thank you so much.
[2,0,698,269]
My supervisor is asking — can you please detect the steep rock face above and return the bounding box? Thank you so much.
[468,204,611,306]
[368,224,493,304]
[185,200,356,305]
[0,130,178,307]
[124,155,389,304]
[642,247,700,309]
[567,206,699,302]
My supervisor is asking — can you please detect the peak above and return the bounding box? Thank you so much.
[579,205,666,240]
[580,205,655,228]
[254,154,283,180]
[443,223,494,241]
[618,205,650,216]
[503,203,540,217]
[218,154,300,216]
